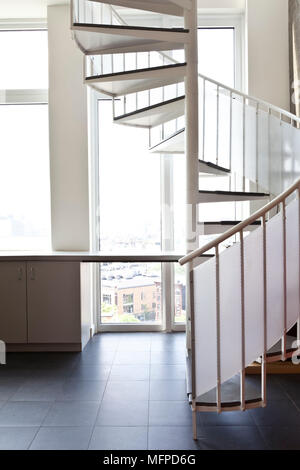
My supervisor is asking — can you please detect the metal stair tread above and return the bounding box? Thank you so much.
[86,62,187,81]
[73,22,189,34]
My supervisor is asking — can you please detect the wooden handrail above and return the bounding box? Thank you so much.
[179,178,300,265]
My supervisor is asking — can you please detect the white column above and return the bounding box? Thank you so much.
[184,1,199,348]
[48,5,90,251]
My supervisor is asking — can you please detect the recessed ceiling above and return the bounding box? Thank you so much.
[0,0,69,19]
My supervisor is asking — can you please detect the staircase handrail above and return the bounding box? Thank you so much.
[179,177,300,265]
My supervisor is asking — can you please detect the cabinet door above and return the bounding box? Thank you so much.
[27,262,81,344]
[0,262,27,343]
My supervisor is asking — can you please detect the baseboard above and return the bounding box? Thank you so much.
[6,343,82,352]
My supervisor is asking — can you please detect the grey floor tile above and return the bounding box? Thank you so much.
[79,350,115,365]
[56,380,107,401]
[258,425,300,450]
[70,364,111,381]
[97,400,148,426]
[30,426,93,450]
[43,401,100,427]
[150,380,187,401]
[148,426,200,451]
[113,350,150,365]
[11,379,63,402]
[89,426,148,450]
[199,426,268,450]
[0,401,52,426]
[246,375,289,401]
[150,364,186,381]
[103,381,149,402]
[149,401,192,426]
[251,400,300,427]
[276,375,300,401]
[199,410,255,426]
[0,427,39,450]
[150,351,185,365]
[0,378,24,401]
[110,365,150,381]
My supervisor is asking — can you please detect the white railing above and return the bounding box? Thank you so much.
[151,73,300,196]
[180,178,300,413]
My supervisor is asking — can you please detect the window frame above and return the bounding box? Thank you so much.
[89,13,245,333]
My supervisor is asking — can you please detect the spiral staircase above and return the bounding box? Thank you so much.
[71,0,300,439]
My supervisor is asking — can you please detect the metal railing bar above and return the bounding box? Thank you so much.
[179,177,300,264]
[240,229,246,410]
[281,199,287,360]
[215,245,221,413]
[262,214,267,406]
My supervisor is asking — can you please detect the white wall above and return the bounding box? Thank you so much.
[246,0,290,111]
[48,4,90,251]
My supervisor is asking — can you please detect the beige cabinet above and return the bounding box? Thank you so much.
[0,262,27,343]
[0,261,84,350]
[27,262,81,344]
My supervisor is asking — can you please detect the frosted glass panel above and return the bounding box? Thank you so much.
[231,98,243,177]
[266,211,284,349]
[244,227,264,365]
[194,258,217,398]
[269,115,282,195]
[218,92,231,169]
[286,198,300,329]
[282,121,294,189]
[204,82,217,162]
[219,243,242,382]
[257,109,269,192]
[245,104,257,184]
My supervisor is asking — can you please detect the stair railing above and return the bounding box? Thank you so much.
[180,177,300,417]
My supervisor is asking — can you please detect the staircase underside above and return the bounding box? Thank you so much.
[92,0,185,16]
[72,23,188,55]
[114,95,185,127]
[86,63,186,97]
[150,128,185,154]
[198,190,270,203]
[186,354,263,412]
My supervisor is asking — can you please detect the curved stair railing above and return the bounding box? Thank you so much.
[180,178,300,437]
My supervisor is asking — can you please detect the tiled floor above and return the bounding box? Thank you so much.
[1,332,300,450]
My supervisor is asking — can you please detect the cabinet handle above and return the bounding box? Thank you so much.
[17,267,23,281]
[30,267,36,281]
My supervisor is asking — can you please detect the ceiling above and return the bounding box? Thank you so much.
[0,1,69,19]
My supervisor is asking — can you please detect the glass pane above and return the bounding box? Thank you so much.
[100,262,162,324]
[98,100,161,252]
[198,28,235,87]
[0,105,51,250]
[0,30,48,89]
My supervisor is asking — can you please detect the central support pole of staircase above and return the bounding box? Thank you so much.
[184,0,199,441]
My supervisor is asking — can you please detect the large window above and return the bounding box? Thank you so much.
[93,17,243,330]
[0,28,50,250]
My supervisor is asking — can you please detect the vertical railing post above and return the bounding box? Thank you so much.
[298,187,300,347]
[261,214,267,407]
[202,78,206,161]
[215,245,221,413]
[281,199,287,361]
[240,230,246,411]
[256,101,259,192]
[229,90,233,171]
[190,270,197,440]
[216,85,220,166]
[242,96,246,192]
